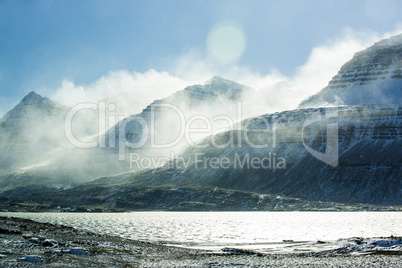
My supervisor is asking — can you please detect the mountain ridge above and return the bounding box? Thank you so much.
[299,34,402,108]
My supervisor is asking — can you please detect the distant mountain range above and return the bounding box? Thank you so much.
[0,34,400,211]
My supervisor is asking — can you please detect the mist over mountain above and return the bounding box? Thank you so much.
[103,104,399,205]
[88,34,401,209]
[0,34,401,211]
[0,76,257,186]
[0,92,67,171]
[2,92,63,121]
[299,34,402,108]
[103,76,253,154]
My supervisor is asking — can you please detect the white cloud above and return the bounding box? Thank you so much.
[51,69,193,108]
[292,26,402,101]
[165,26,402,114]
[169,50,286,89]
[49,26,402,117]
[292,28,378,99]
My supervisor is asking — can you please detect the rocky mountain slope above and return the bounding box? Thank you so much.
[299,34,402,108]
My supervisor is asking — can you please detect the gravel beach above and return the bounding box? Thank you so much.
[0,216,401,267]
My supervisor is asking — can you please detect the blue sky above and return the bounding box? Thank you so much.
[0,0,402,114]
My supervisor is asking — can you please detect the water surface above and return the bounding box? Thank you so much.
[1,212,400,252]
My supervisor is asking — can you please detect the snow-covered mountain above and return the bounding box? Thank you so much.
[84,36,402,207]
[299,34,402,108]
[0,36,401,211]
[0,90,138,183]
[106,104,400,205]
[0,92,67,170]
[0,77,254,185]
[13,104,398,210]
[104,76,253,151]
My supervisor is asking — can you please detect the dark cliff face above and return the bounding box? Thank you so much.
[299,34,402,108]
[117,105,401,205]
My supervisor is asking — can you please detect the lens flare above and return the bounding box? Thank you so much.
[207,23,246,64]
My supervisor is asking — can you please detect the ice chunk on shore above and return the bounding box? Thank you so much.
[338,237,402,252]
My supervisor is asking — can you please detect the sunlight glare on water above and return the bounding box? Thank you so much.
[1,211,401,249]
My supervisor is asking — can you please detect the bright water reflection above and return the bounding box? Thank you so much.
[1,212,400,250]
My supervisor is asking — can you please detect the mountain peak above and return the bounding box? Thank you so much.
[298,33,402,108]
[2,91,63,121]
[21,91,44,103]
[204,76,237,86]
[184,76,251,99]
[372,33,402,47]
[202,76,251,91]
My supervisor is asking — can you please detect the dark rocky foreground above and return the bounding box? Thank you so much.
[0,216,401,267]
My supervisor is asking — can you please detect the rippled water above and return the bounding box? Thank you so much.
[1,212,401,252]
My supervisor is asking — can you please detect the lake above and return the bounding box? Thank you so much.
[1,211,401,253]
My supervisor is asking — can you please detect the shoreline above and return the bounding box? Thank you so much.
[0,216,401,267]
